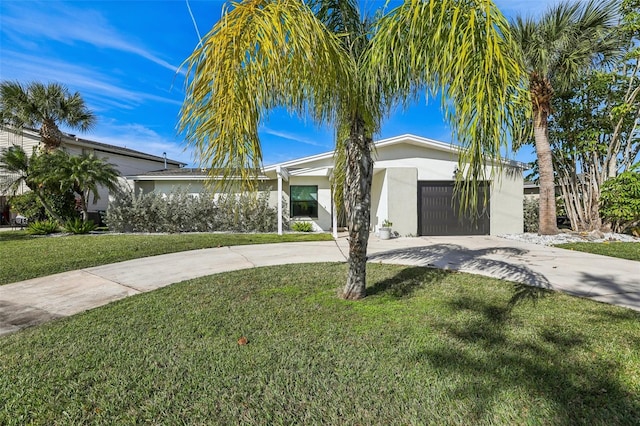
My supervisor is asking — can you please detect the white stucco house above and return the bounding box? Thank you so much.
[125,134,524,237]
[0,126,185,224]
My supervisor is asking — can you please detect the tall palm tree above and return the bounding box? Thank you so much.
[0,81,96,150]
[0,146,64,222]
[510,0,619,235]
[179,0,523,299]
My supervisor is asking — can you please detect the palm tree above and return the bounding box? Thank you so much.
[0,146,64,222]
[0,81,96,150]
[510,0,619,235]
[179,0,523,299]
[45,151,120,222]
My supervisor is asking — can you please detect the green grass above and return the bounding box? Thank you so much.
[0,231,334,285]
[555,242,640,261]
[1,263,638,424]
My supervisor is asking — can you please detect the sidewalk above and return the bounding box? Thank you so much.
[1,236,638,336]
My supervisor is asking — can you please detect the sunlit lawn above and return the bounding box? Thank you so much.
[0,231,333,285]
[555,241,640,261]
[1,263,638,424]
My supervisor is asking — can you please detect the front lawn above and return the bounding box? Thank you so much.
[0,231,334,285]
[1,263,638,424]
[555,241,640,261]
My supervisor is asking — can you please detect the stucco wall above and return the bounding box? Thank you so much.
[151,181,207,195]
[371,170,386,231]
[288,176,332,232]
[489,166,524,235]
[373,149,524,235]
[386,168,418,236]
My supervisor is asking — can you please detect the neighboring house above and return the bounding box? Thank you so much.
[524,180,540,199]
[126,134,524,237]
[0,126,185,223]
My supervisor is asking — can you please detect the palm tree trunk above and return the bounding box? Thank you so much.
[80,195,89,223]
[341,117,373,300]
[531,74,558,235]
[39,118,64,151]
[534,117,558,235]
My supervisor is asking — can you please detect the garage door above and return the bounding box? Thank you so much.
[417,181,490,236]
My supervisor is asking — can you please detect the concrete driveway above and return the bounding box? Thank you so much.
[1,235,638,336]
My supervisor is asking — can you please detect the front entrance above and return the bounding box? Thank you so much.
[417,181,490,236]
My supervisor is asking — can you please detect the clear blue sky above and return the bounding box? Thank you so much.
[0,0,570,167]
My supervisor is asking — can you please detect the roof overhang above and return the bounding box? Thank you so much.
[3,126,186,167]
[263,133,524,171]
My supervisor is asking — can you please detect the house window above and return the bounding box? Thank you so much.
[290,185,318,218]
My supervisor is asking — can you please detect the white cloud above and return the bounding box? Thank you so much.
[260,127,332,148]
[0,50,182,110]
[0,1,179,72]
[90,123,194,166]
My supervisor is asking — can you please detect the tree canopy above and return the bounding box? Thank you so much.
[0,81,96,150]
[179,0,525,298]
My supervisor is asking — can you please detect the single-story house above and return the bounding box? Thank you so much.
[125,134,524,237]
[0,126,185,223]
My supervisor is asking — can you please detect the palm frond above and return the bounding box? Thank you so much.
[179,0,353,191]
[368,0,527,213]
[0,81,96,138]
[511,0,620,87]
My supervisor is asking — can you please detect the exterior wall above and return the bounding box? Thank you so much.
[288,175,332,232]
[1,127,179,213]
[65,142,178,211]
[0,127,40,155]
[375,157,457,181]
[119,139,524,235]
[261,180,282,212]
[373,147,524,235]
[375,142,459,165]
[135,181,156,194]
[150,180,207,195]
[489,166,524,235]
[0,129,40,199]
[371,170,387,231]
[385,168,418,236]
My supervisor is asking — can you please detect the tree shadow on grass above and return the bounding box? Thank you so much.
[366,267,450,299]
[408,294,640,423]
[369,244,554,308]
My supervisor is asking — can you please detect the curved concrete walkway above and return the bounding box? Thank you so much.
[1,236,638,336]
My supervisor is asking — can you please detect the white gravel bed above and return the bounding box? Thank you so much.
[499,231,640,246]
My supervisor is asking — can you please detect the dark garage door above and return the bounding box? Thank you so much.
[418,181,490,236]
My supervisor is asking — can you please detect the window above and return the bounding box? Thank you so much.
[290,185,318,218]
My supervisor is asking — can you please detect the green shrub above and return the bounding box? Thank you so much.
[9,190,77,223]
[105,187,278,233]
[291,221,314,232]
[9,192,47,222]
[523,197,539,233]
[600,170,640,233]
[64,219,97,234]
[27,220,60,235]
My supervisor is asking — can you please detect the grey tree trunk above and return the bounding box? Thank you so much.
[80,195,89,223]
[341,118,373,300]
[534,116,559,235]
